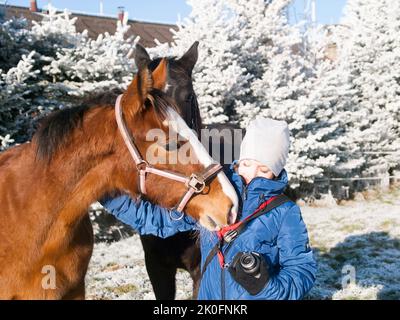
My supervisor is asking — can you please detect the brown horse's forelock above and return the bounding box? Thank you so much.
[151,57,188,77]
[147,89,179,123]
[35,89,178,164]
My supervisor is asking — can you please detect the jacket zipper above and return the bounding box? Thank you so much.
[221,175,268,298]
[240,175,269,202]
[258,193,266,206]
[221,265,225,299]
[221,236,233,300]
[240,176,249,201]
[221,176,248,299]
[221,241,234,299]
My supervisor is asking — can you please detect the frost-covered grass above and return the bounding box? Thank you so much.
[304,187,400,300]
[86,187,400,300]
[85,235,193,300]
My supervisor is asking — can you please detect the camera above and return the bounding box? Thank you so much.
[229,251,269,295]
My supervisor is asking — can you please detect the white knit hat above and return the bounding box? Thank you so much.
[239,117,290,177]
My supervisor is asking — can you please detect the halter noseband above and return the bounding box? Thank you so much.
[115,94,223,214]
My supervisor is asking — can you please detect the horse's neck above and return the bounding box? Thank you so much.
[36,108,135,252]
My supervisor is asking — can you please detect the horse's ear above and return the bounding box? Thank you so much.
[122,59,167,117]
[134,43,151,70]
[178,41,199,73]
[152,58,168,91]
[122,67,152,117]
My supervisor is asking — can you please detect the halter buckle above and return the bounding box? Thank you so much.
[223,230,238,243]
[187,174,205,193]
[136,160,148,171]
[169,209,185,221]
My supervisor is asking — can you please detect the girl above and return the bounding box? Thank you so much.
[100,118,317,300]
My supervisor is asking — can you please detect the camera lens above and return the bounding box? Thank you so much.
[240,252,260,275]
[241,254,255,269]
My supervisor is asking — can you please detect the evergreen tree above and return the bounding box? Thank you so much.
[159,0,344,186]
[0,5,138,145]
[164,0,253,124]
[339,0,400,175]
[44,10,138,99]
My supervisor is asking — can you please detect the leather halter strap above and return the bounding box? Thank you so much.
[115,94,223,213]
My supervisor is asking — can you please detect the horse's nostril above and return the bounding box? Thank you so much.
[207,215,218,229]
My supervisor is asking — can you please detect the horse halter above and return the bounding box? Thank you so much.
[115,94,223,215]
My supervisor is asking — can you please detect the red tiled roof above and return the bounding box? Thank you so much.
[3,5,177,47]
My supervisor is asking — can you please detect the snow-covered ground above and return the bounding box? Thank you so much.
[85,234,194,300]
[86,188,400,300]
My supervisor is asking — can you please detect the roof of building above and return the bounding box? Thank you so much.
[2,5,177,47]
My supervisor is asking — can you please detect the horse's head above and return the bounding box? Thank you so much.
[117,58,238,230]
[135,42,202,137]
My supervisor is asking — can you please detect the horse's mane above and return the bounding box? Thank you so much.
[35,89,178,163]
[35,104,90,163]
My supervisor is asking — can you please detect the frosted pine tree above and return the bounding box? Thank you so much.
[0,5,140,146]
[0,18,32,71]
[0,52,33,145]
[158,0,335,186]
[27,6,85,126]
[225,0,331,186]
[155,0,308,127]
[340,0,400,176]
[44,10,138,100]
[0,18,40,143]
[304,51,364,181]
[163,0,253,124]
[224,0,300,126]
[294,23,369,183]
[0,7,83,143]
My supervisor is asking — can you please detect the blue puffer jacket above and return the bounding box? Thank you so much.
[100,162,317,300]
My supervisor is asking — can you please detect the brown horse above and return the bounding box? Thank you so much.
[0,58,238,299]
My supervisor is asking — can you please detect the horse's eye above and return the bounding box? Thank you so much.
[164,140,181,151]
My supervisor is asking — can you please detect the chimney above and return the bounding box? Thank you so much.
[118,6,125,23]
[30,0,38,12]
[99,0,104,15]
[311,0,317,26]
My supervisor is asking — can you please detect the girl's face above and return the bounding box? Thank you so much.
[237,159,275,184]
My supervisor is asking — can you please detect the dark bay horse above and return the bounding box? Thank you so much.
[134,43,203,300]
[0,57,239,299]
[135,44,244,300]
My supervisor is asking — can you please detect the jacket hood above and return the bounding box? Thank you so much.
[227,160,288,220]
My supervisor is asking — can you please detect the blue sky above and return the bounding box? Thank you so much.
[6,0,347,25]
[290,0,348,25]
